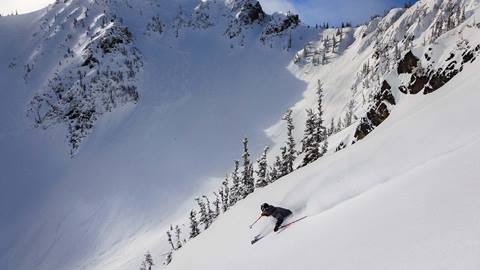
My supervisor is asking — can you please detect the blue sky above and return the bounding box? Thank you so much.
[259,0,416,26]
[0,0,414,25]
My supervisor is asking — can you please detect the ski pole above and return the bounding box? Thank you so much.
[249,215,263,229]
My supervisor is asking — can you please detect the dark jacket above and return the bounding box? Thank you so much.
[261,205,292,231]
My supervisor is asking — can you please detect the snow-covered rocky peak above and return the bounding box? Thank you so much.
[21,0,308,155]
[288,0,480,147]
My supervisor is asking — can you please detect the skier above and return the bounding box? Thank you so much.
[260,203,292,232]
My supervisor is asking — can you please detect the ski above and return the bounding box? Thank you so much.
[250,216,308,244]
[276,216,308,233]
[250,234,266,244]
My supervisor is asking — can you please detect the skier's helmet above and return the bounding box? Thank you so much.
[261,203,269,212]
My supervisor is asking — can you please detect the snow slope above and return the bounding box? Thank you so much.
[1,0,480,269]
[167,38,480,270]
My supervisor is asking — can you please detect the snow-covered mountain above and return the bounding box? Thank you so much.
[1,0,480,269]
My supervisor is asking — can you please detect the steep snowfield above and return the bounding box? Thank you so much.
[167,46,480,270]
[1,0,480,269]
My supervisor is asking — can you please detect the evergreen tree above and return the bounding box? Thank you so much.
[189,210,200,238]
[174,225,182,249]
[140,261,147,270]
[279,146,289,177]
[241,138,255,198]
[195,197,210,229]
[221,175,230,212]
[164,252,172,266]
[212,192,221,219]
[321,138,328,156]
[282,109,296,174]
[323,36,329,52]
[166,225,175,250]
[336,117,343,132]
[202,195,214,224]
[272,153,283,180]
[332,36,338,52]
[315,80,327,142]
[268,163,279,183]
[321,49,327,65]
[144,251,154,270]
[229,160,241,206]
[300,109,320,167]
[219,187,225,213]
[255,146,270,187]
[336,28,343,41]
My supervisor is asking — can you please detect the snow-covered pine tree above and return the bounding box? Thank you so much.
[332,35,338,52]
[219,187,225,213]
[300,109,320,167]
[212,192,221,219]
[282,110,296,174]
[229,160,241,206]
[255,146,270,187]
[189,210,200,239]
[279,146,289,177]
[166,225,175,250]
[320,137,328,156]
[315,80,327,142]
[270,155,282,182]
[241,138,255,198]
[202,195,214,224]
[323,35,329,52]
[321,49,327,65]
[221,175,230,212]
[195,197,210,230]
[144,251,154,270]
[268,165,277,182]
[336,117,343,132]
[174,225,182,249]
[164,251,172,266]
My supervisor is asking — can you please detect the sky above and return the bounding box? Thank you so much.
[1,0,415,25]
[259,0,415,26]
[0,0,55,15]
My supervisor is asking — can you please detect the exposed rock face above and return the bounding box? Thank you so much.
[262,14,300,36]
[354,80,396,141]
[237,1,265,25]
[397,51,419,74]
[225,0,266,38]
[398,44,480,95]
